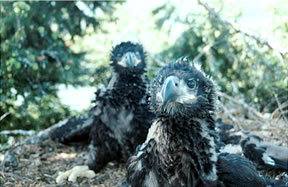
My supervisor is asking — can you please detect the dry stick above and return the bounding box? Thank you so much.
[193,39,224,64]
[218,100,243,131]
[0,130,36,136]
[271,102,288,119]
[273,94,288,122]
[43,174,55,179]
[2,119,69,152]
[148,53,166,67]
[218,92,266,122]
[1,171,33,182]
[197,0,285,62]
[0,112,10,121]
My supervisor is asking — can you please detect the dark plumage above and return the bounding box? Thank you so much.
[216,119,288,172]
[86,42,154,172]
[50,113,93,144]
[50,42,148,145]
[241,135,288,171]
[217,152,266,187]
[216,118,242,145]
[126,58,274,187]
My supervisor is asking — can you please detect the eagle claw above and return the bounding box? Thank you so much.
[56,165,96,184]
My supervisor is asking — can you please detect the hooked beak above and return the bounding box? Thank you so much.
[161,76,180,104]
[125,53,135,68]
[119,52,141,69]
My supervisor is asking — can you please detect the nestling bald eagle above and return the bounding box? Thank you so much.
[87,42,154,172]
[126,58,277,187]
[241,134,288,171]
[50,42,152,145]
[56,42,154,184]
[216,118,288,172]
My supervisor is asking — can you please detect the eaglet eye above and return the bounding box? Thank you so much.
[187,79,196,89]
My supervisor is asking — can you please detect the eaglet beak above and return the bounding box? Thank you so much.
[119,52,140,69]
[125,52,135,67]
[161,76,180,104]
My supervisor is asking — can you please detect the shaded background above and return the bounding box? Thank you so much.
[1,0,287,149]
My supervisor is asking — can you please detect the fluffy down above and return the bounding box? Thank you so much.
[126,58,276,187]
[56,42,154,183]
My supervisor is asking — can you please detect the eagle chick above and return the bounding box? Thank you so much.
[56,42,154,184]
[87,41,154,172]
[126,58,268,187]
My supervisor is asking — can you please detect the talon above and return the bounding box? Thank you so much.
[56,165,96,184]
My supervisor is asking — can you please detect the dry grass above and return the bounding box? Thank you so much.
[1,101,287,186]
[0,139,126,187]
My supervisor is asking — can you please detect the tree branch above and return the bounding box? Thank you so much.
[192,39,225,64]
[273,94,288,122]
[0,112,10,121]
[0,130,36,136]
[218,91,266,121]
[197,0,285,61]
[217,100,243,131]
[148,53,166,68]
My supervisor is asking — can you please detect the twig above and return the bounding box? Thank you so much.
[273,94,288,122]
[1,171,33,182]
[271,101,288,119]
[37,78,46,95]
[2,116,86,151]
[192,39,225,64]
[197,0,285,62]
[0,112,10,121]
[43,173,55,179]
[0,130,36,136]
[218,92,266,121]
[148,53,166,67]
[217,100,243,131]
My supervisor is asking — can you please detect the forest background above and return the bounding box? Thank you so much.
[1,0,287,150]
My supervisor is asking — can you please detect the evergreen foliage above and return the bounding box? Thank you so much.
[152,2,287,112]
[0,1,117,133]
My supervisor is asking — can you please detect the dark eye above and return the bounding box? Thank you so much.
[187,79,196,88]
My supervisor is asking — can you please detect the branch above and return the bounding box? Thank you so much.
[0,130,36,136]
[273,94,288,122]
[148,53,167,69]
[271,102,288,119]
[1,119,68,151]
[192,39,225,64]
[197,0,285,61]
[0,171,33,182]
[217,100,243,131]
[218,91,266,121]
[0,112,10,121]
